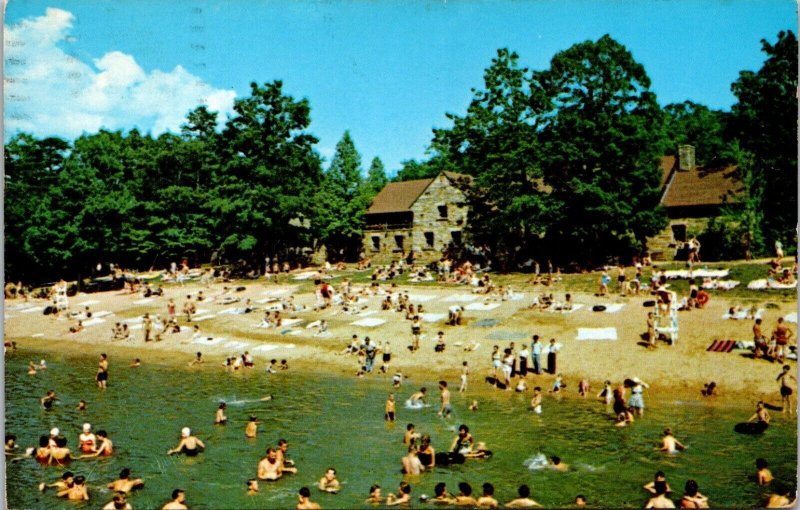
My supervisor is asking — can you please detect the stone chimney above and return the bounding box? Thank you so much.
[678,144,696,171]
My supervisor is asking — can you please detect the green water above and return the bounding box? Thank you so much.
[4,348,796,509]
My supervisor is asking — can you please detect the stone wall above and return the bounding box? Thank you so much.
[362,227,413,262]
[409,173,468,263]
[646,217,711,260]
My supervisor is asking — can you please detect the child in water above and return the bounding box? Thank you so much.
[530,387,542,414]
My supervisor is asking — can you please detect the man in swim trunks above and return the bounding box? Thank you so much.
[505,484,540,507]
[107,468,144,494]
[258,448,285,480]
[658,428,686,454]
[748,401,771,425]
[401,446,424,475]
[438,381,452,417]
[318,467,341,493]
[40,390,58,410]
[776,365,795,415]
[454,482,479,506]
[296,486,321,509]
[102,493,132,510]
[167,428,204,456]
[385,394,396,422]
[276,439,297,472]
[771,318,793,363]
[57,475,89,501]
[754,318,768,358]
[409,387,427,406]
[162,489,188,510]
[245,416,260,438]
[403,424,420,445]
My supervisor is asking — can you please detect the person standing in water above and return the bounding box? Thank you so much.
[162,489,188,510]
[96,353,109,389]
[658,429,686,453]
[215,403,227,424]
[245,416,261,438]
[505,484,541,507]
[460,362,469,393]
[107,468,145,494]
[385,394,396,422]
[167,428,205,456]
[438,381,452,417]
[296,487,321,509]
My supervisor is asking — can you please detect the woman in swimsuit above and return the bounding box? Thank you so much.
[78,423,96,453]
[167,428,205,456]
[417,434,435,469]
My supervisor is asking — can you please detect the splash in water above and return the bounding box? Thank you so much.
[523,453,548,470]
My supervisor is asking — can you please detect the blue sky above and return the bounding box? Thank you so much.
[4,1,796,174]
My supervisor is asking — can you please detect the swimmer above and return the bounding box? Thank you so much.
[756,458,774,485]
[644,472,672,495]
[404,424,421,445]
[57,474,89,501]
[530,387,542,414]
[247,479,259,496]
[28,361,37,375]
[365,484,384,504]
[78,423,97,453]
[454,482,479,506]
[39,471,73,493]
[385,394,396,422]
[645,481,674,508]
[257,448,285,480]
[39,359,47,370]
[575,495,587,507]
[776,365,795,415]
[189,352,204,366]
[167,428,204,456]
[276,439,297,472]
[469,400,479,411]
[81,430,113,458]
[296,486,321,510]
[392,372,403,388]
[450,424,474,455]
[409,387,427,405]
[40,390,58,410]
[107,468,145,494]
[658,428,686,454]
[438,380,452,417]
[215,403,228,425]
[261,394,274,402]
[505,484,541,507]
[4,434,17,455]
[48,436,72,465]
[418,434,435,468]
[477,483,499,508]
[386,481,412,506]
[548,455,569,472]
[748,401,771,424]
[77,400,88,411]
[680,480,708,508]
[766,488,797,508]
[34,436,51,463]
[460,361,469,392]
[401,445,424,475]
[162,489,188,510]
[245,416,261,438]
[102,493,132,510]
[431,482,454,504]
[318,467,341,493]
[130,358,141,368]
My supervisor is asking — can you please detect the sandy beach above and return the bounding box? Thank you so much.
[5,266,796,401]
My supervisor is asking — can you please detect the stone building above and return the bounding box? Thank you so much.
[362,172,470,263]
[646,145,744,260]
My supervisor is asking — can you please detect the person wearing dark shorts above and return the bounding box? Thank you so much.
[777,365,795,415]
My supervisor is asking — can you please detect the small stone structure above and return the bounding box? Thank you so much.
[362,172,469,263]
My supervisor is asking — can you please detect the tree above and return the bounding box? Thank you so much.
[213,81,323,262]
[314,131,368,260]
[730,30,797,251]
[429,48,552,266]
[364,156,388,196]
[535,35,668,263]
[661,101,732,166]
[394,157,449,181]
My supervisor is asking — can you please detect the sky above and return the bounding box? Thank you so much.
[3,1,797,174]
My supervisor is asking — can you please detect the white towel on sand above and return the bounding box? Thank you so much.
[352,318,386,327]
[443,294,479,303]
[785,312,798,324]
[602,303,626,314]
[132,298,153,305]
[576,327,618,341]
[407,294,436,302]
[465,302,501,311]
[82,318,107,327]
[421,313,447,323]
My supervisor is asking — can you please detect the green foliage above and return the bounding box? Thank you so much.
[730,30,798,248]
[661,101,732,166]
[364,157,388,196]
[394,157,450,181]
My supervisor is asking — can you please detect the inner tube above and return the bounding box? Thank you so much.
[696,292,710,306]
[236,286,247,292]
[592,305,607,312]
[643,300,656,307]
[734,421,768,434]
[434,452,466,466]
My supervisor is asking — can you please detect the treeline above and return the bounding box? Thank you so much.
[5,32,797,282]
[396,32,797,266]
[5,83,387,282]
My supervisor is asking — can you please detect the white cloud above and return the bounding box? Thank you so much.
[4,8,236,140]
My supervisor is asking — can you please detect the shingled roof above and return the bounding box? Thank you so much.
[366,172,470,214]
[660,157,743,208]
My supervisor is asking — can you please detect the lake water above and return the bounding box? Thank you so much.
[5,348,796,509]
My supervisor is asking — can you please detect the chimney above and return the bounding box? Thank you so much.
[678,144,695,171]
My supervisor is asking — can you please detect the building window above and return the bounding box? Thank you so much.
[371,236,381,251]
[394,235,405,251]
[451,230,462,246]
[671,224,687,243]
[437,205,448,219]
[424,232,434,249]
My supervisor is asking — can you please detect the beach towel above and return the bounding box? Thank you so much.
[576,328,618,341]
[252,344,279,353]
[77,300,100,306]
[20,306,45,314]
[602,303,626,314]
[292,271,318,280]
[132,298,153,305]
[701,280,740,290]
[747,279,798,290]
[722,309,764,320]
[509,293,525,301]
[124,316,144,324]
[82,318,107,327]
[407,294,436,302]
[785,312,797,324]
[355,310,378,317]
[421,313,447,323]
[281,318,303,327]
[351,318,386,327]
[224,340,251,350]
[93,310,114,318]
[261,289,293,297]
[465,302,501,312]
[192,314,216,322]
[443,294,479,303]
[664,269,729,279]
[706,339,736,353]
[191,336,226,345]
[32,333,44,338]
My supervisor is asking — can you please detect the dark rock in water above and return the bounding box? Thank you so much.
[473,319,499,328]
